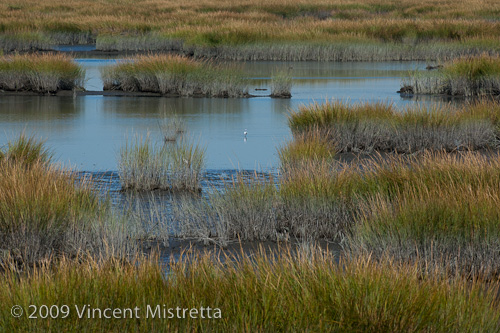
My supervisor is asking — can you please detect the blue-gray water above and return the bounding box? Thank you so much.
[0,59,446,173]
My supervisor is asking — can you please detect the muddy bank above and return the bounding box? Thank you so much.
[0,90,267,98]
[140,238,342,264]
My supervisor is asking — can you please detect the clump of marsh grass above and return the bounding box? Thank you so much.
[3,133,53,166]
[289,99,500,153]
[270,68,292,98]
[173,166,355,245]
[278,128,335,169]
[158,114,185,143]
[101,54,248,97]
[172,174,279,247]
[402,54,500,96]
[118,134,205,192]
[329,151,500,278]
[0,53,84,93]
[0,135,127,267]
[123,194,170,247]
[1,249,499,331]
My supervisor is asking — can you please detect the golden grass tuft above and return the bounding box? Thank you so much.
[0,53,84,93]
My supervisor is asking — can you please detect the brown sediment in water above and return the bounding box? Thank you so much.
[140,238,341,264]
[0,90,265,98]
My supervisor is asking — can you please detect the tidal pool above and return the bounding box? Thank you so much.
[0,59,444,173]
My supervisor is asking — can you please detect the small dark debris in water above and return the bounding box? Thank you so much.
[255,88,267,91]
[271,93,292,98]
[397,85,414,94]
[426,65,443,70]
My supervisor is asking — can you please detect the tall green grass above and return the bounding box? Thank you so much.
[118,134,205,192]
[95,36,500,61]
[173,163,355,245]
[278,128,335,169]
[1,249,499,331]
[345,151,500,278]
[0,53,84,93]
[101,54,248,97]
[289,99,500,153]
[403,54,500,96]
[270,68,292,98]
[0,135,122,266]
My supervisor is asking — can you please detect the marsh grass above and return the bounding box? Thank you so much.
[123,194,170,247]
[0,135,128,266]
[0,53,84,93]
[1,0,500,61]
[1,248,499,331]
[270,68,292,98]
[94,36,500,61]
[101,54,248,97]
[278,128,335,168]
[289,99,500,153]
[4,133,53,166]
[173,165,355,244]
[172,174,279,246]
[344,151,500,278]
[403,54,500,96]
[158,115,186,143]
[118,134,205,192]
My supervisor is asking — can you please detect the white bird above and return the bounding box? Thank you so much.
[244,129,248,137]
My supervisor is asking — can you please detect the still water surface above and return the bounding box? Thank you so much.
[0,59,442,173]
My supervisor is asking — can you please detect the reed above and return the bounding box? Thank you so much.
[1,249,499,331]
[0,53,84,93]
[101,54,248,97]
[344,152,500,278]
[270,68,292,98]
[173,163,356,244]
[402,54,500,96]
[2,0,500,60]
[0,135,123,266]
[278,128,335,169]
[289,99,500,153]
[118,134,205,192]
[4,133,53,166]
[158,115,186,143]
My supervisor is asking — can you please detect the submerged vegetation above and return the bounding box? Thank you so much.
[0,53,84,93]
[118,133,205,192]
[289,99,500,153]
[1,0,500,60]
[102,55,248,97]
[402,54,500,96]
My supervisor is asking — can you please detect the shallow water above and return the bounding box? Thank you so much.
[0,58,461,244]
[0,59,446,173]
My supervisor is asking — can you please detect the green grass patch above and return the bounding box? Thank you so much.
[289,99,500,153]
[101,54,248,97]
[402,54,500,96]
[0,53,84,93]
[0,135,111,266]
[118,133,205,192]
[1,250,499,331]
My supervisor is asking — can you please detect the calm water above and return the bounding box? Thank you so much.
[0,59,444,173]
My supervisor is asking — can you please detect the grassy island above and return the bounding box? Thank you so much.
[0,53,84,93]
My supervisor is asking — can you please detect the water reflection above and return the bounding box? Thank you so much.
[0,96,78,121]
[0,60,461,172]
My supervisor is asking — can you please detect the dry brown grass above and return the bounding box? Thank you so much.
[0,0,499,57]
